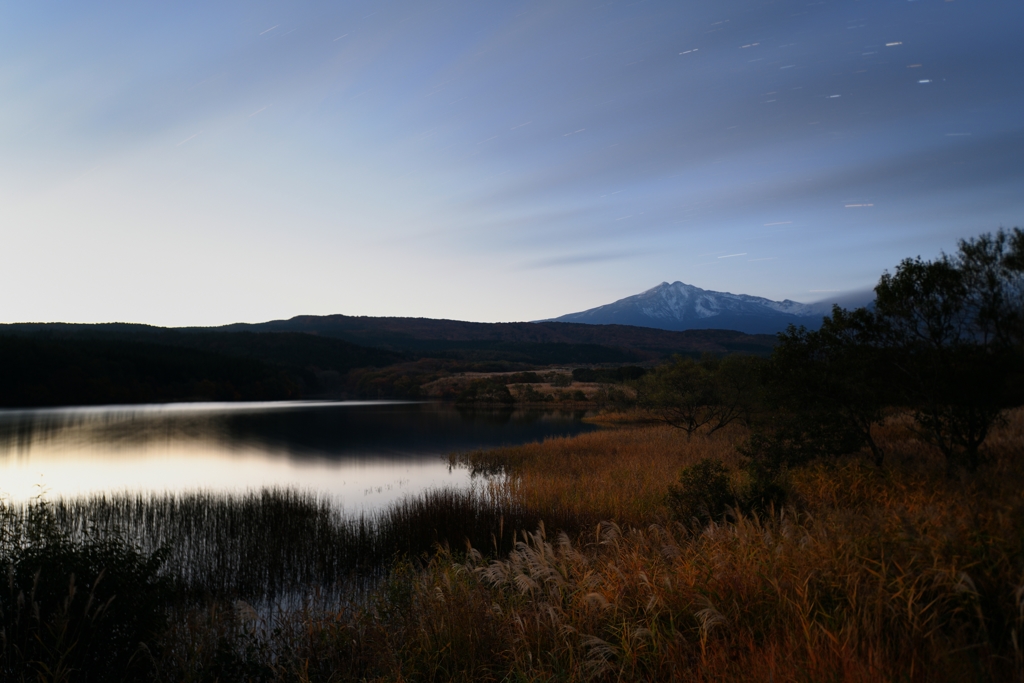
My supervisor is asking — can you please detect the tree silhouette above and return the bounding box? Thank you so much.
[870,228,1024,470]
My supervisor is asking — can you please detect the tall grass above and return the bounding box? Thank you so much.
[160,504,1023,681]
[2,487,557,603]
[453,423,746,527]
[249,410,1022,682]
[3,410,1023,681]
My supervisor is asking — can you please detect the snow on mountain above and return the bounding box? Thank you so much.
[546,281,835,334]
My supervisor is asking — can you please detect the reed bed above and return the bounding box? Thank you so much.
[4,411,1023,681]
[453,424,747,528]
[163,503,1023,681]
[228,411,1022,682]
[1,487,551,603]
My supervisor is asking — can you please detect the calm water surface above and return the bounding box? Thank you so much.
[0,401,596,508]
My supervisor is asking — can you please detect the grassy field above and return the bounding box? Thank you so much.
[259,411,1024,682]
[419,411,1024,681]
[3,410,1023,681]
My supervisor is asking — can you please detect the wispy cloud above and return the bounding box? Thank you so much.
[521,249,643,269]
[2,0,1021,325]
[175,132,201,146]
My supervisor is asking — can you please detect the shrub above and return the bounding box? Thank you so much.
[666,458,734,524]
[455,379,513,405]
[504,371,543,384]
[0,503,170,682]
[512,383,550,403]
[548,373,573,387]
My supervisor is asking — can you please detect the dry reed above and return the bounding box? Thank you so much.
[243,410,1024,681]
[454,423,747,528]
[12,410,1023,681]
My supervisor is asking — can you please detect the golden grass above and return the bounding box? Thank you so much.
[157,409,1024,681]
[455,423,746,527]
[580,408,663,427]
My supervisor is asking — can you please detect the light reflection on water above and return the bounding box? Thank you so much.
[0,401,596,509]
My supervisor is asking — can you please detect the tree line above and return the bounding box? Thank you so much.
[0,336,302,406]
[641,228,1024,479]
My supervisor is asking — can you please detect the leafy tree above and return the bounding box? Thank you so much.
[955,227,1024,347]
[641,355,760,438]
[771,307,891,465]
[870,228,1024,471]
[715,353,769,429]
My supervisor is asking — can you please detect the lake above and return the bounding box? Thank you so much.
[0,401,597,508]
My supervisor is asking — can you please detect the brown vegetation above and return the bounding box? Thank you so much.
[454,423,737,527]
[151,410,1024,681]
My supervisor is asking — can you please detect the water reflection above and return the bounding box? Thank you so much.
[0,401,595,507]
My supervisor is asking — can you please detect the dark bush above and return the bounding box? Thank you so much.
[0,508,170,682]
[549,373,572,387]
[455,379,514,405]
[572,366,648,384]
[666,458,734,525]
[513,384,551,403]
[505,371,543,384]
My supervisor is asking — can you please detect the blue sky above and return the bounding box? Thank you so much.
[2,0,1022,326]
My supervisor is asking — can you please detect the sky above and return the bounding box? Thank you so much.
[1,0,1022,326]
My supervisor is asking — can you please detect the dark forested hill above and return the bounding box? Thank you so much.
[0,324,405,407]
[214,315,777,359]
[0,335,300,407]
[0,317,776,407]
[1,324,404,372]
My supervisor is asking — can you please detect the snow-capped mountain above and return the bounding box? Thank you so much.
[547,281,844,334]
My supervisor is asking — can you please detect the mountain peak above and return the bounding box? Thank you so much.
[546,282,828,334]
